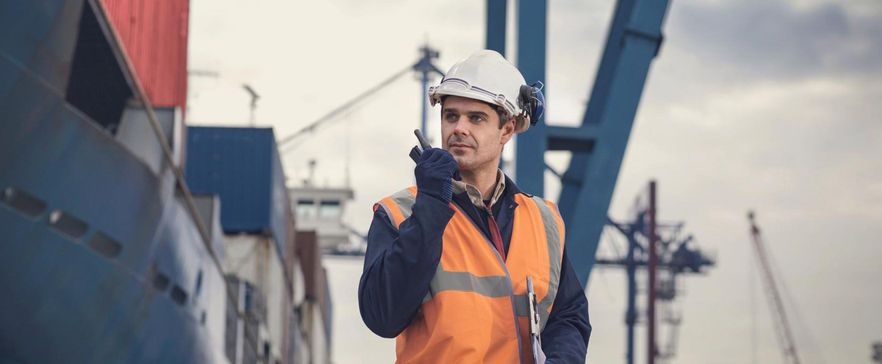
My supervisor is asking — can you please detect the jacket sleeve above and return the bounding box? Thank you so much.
[541,249,592,362]
[358,194,454,338]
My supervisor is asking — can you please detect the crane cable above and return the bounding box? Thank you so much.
[277,65,414,152]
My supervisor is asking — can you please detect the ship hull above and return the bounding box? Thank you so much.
[0,0,228,362]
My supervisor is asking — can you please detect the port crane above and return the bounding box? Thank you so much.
[597,181,715,364]
[747,211,802,364]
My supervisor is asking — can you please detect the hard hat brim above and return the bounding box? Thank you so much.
[429,82,532,133]
[429,79,519,117]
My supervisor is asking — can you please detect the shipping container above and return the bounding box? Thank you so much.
[294,231,332,362]
[185,126,292,257]
[101,0,188,110]
[224,234,290,363]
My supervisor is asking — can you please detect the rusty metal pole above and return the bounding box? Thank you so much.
[647,180,657,364]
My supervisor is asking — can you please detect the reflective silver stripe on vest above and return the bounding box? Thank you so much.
[392,188,417,224]
[530,196,563,331]
[429,264,513,298]
[513,294,531,317]
[380,188,417,229]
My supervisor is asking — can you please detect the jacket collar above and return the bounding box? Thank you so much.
[452,171,527,210]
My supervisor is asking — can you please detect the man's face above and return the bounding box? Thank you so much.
[440,96,515,173]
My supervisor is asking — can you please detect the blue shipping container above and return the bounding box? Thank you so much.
[185,126,291,255]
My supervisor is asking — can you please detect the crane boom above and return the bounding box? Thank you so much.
[277,66,411,150]
[747,211,802,364]
[277,47,444,152]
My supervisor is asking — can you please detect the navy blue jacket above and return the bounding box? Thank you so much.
[359,175,591,363]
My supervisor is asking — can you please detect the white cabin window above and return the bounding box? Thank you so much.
[296,199,315,218]
[318,200,341,219]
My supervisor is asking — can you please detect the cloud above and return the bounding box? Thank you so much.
[669,0,882,80]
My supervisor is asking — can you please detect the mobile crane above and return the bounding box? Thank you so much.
[747,211,802,364]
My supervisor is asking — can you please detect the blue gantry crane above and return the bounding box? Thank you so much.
[597,181,714,364]
[486,0,672,285]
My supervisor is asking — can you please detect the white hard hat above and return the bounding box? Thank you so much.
[428,50,544,133]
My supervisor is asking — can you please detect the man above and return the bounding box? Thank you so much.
[359,50,591,363]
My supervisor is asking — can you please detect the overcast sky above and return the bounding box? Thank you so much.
[187,0,882,362]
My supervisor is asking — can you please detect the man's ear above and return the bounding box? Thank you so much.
[500,117,516,144]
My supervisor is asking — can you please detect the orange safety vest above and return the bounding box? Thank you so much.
[375,186,565,364]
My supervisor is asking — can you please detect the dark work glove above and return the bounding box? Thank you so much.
[415,147,459,203]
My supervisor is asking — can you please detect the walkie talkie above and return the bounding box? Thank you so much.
[409,129,462,181]
[409,129,432,164]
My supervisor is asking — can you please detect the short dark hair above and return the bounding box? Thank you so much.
[492,106,511,129]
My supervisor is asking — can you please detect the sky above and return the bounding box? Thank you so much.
[186,0,882,363]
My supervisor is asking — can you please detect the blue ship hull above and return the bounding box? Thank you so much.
[1,0,228,362]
